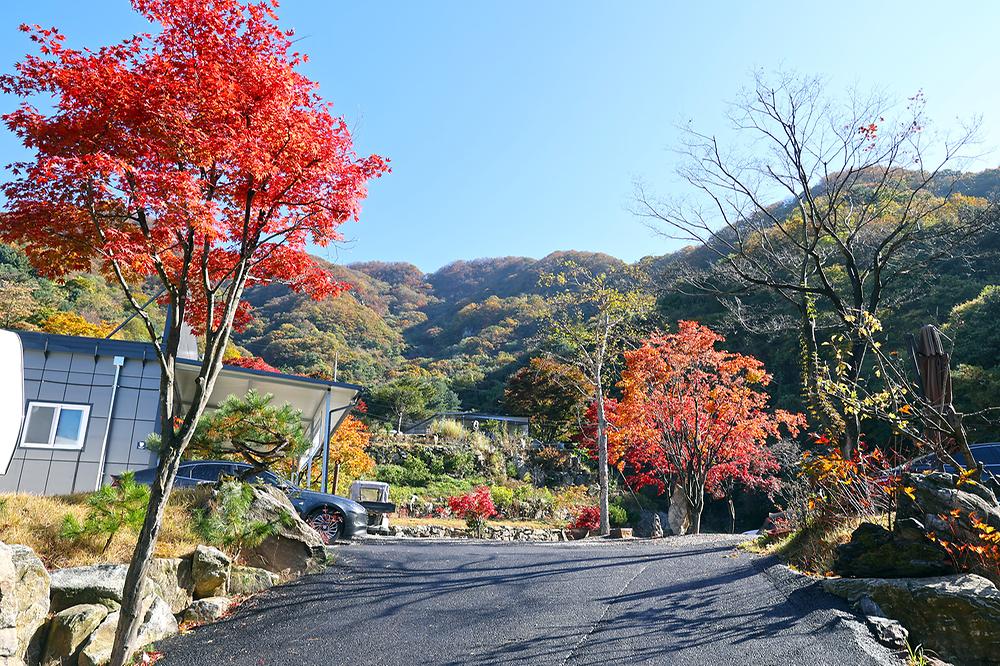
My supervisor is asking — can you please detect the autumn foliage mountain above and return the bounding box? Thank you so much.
[6,171,1000,434]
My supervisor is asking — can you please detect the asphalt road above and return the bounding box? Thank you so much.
[158,535,895,666]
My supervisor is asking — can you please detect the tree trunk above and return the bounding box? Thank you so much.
[109,427,190,666]
[690,485,705,535]
[110,305,237,665]
[728,497,736,534]
[332,462,341,496]
[595,384,610,537]
[841,333,869,458]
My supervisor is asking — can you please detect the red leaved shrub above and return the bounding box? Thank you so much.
[569,505,600,531]
[447,486,497,537]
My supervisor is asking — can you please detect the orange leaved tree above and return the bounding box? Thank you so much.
[320,413,375,494]
[0,1,387,662]
[616,321,804,533]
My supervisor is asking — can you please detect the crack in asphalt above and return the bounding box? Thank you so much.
[559,559,654,665]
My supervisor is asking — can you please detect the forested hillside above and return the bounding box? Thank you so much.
[4,168,1000,437]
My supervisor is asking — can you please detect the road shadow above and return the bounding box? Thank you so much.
[157,538,868,666]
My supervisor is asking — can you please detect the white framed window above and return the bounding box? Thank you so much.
[19,402,91,450]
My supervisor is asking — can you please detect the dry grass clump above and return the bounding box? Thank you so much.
[0,488,209,569]
[740,515,875,575]
[428,418,468,442]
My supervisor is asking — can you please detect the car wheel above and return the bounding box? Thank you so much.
[307,506,344,544]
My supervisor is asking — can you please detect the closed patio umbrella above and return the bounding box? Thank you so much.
[912,324,977,471]
[914,324,952,412]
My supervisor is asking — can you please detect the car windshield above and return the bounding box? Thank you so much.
[189,464,229,481]
[247,470,293,489]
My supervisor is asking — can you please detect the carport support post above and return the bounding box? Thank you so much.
[321,389,332,493]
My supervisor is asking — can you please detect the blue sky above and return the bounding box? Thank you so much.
[1,1,999,272]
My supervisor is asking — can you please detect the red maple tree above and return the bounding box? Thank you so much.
[0,1,386,662]
[614,321,804,534]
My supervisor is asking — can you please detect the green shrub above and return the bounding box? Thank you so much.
[490,486,515,514]
[375,457,431,486]
[401,455,431,485]
[427,453,446,475]
[425,477,480,499]
[443,450,475,477]
[376,464,407,486]
[388,477,484,507]
[61,472,150,553]
[194,480,288,559]
[468,431,490,451]
[609,503,629,527]
[429,418,467,441]
[512,484,532,502]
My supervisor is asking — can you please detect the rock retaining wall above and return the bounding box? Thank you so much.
[0,542,281,666]
[826,574,1000,665]
[388,524,568,541]
[826,471,1000,663]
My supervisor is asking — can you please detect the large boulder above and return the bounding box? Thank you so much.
[634,511,663,539]
[898,471,1000,582]
[78,597,178,666]
[191,546,230,599]
[832,472,1000,583]
[825,574,1000,665]
[138,596,179,644]
[182,597,231,625]
[228,565,279,597]
[49,565,128,613]
[0,543,20,666]
[41,604,109,666]
[10,545,50,665]
[0,543,50,666]
[898,471,1000,533]
[833,522,954,578]
[77,612,119,666]
[146,557,194,614]
[240,484,327,577]
[666,486,690,536]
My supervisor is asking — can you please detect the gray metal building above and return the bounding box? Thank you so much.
[0,329,361,495]
[404,411,530,437]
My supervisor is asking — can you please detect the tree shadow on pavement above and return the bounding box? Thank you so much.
[157,538,870,666]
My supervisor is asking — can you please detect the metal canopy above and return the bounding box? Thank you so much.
[173,360,361,473]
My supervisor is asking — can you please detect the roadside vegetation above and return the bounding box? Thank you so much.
[742,517,868,575]
[0,489,204,569]
[1,475,294,571]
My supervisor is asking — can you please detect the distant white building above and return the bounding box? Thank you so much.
[0,329,361,495]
